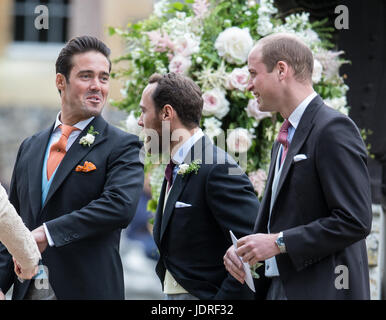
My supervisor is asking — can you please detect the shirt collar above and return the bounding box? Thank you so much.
[288,91,317,129]
[172,128,204,165]
[53,112,95,133]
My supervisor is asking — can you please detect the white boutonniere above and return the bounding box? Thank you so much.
[79,126,99,147]
[177,160,201,177]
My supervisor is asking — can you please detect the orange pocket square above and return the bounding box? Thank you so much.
[75,161,97,173]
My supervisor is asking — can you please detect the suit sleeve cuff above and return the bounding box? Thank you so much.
[43,223,55,247]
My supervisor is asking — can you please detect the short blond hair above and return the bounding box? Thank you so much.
[256,33,314,83]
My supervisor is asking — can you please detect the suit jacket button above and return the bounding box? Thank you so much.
[73,234,79,239]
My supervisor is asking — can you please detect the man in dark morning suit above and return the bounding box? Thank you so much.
[138,73,259,300]
[224,33,372,299]
[0,36,144,300]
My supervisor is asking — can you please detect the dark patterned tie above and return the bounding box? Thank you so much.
[165,159,176,192]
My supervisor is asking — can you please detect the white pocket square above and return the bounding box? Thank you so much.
[293,154,308,162]
[175,201,192,208]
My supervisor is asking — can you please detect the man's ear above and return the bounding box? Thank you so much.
[56,73,66,94]
[276,61,289,80]
[161,104,174,121]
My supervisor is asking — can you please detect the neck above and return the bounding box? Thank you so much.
[279,84,314,119]
[60,109,91,126]
[170,126,199,158]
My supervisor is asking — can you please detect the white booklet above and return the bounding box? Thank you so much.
[229,230,256,292]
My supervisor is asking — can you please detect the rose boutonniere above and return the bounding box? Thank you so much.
[79,126,99,147]
[177,160,201,177]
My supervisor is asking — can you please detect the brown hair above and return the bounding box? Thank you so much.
[56,36,111,93]
[148,73,203,128]
[258,33,314,83]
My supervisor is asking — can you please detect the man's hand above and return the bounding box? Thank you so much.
[0,289,5,300]
[32,225,48,253]
[223,245,246,284]
[13,258,38,280]
[236,233,280,266]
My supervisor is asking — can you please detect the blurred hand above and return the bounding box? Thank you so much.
[32,226,48,253]
[0,289,5,300]
[223,245,246,284]
[13,257,39,280]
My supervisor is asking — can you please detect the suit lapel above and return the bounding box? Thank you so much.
[27,126,54,219]
[153,179,167,246]
[159,173,189,240]
[273,96,323,208]
[42,116,107,209]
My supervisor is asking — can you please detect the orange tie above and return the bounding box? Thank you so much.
[47,124,79,180]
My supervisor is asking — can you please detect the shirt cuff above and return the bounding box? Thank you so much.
[43,223,55,247]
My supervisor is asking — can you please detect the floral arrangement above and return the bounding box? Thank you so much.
[110,0,350,210]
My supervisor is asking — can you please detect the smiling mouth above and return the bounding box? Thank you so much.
[86,95,102,104]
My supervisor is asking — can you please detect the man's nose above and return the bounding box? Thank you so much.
[90,78,101,91]
[247,79,253,92]
[138,115,144,127]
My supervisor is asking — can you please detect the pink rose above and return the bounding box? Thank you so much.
[173,35,200,57]
[202,88,230,119]
[168,55,192,74]
[248,169,267,197]
[226,66,249,91]
[245,99,272,122]
[226,128,253,154]
[146,30,174,53]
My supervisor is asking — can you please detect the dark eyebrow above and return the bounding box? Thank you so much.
[78,70,110,76]
[78,70,94,74]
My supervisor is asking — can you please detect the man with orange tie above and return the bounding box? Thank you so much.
[0,36,144,299]
[223,33,372,299]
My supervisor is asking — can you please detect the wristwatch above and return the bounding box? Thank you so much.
[275,232,286,253]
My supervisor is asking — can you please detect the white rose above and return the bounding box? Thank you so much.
[168,55,192,74]
[324,97,348,115]
[226,66,250,91]
[203,117,223,141]
[173,34,200,57]
[245,99,272,122]
[226,128,253,154]
[79,133,95,146]
[312,59,323,83]
[124,111,142,136]
[202,88,230,119]
[215,27,254,65]
[177,163,190,175]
